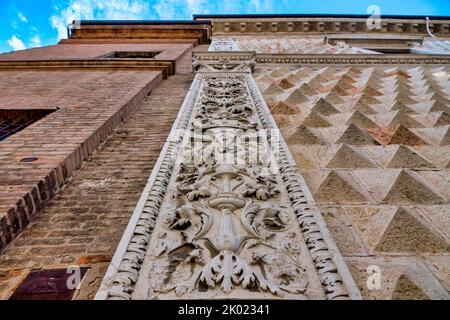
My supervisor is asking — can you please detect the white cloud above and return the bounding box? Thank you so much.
[186,0,209,14]
[7,35,27,51]
[18,13,28,22]
[50,0,151,40]
[30,35,41,47]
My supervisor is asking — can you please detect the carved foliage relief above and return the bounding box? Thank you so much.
[105,55,351,300]
[131,69,330,300]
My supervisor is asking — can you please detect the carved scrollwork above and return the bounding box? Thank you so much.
[101,53,353,301]
[242,170,280,200]
[142,69,312,298]
[197,250,281,295]
[176,163,212,201]
[240,202,290,239]
[162,202,212,243]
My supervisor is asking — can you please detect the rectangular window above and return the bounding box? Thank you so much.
[0,109,55,142]
[97,51,162,59]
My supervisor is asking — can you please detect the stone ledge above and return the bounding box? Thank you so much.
[255,53,450,65]
[0,60,175,78]
[203,17,450,36]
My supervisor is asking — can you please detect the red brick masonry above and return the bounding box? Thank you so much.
[0,72,194,299]
[0,42,193,253]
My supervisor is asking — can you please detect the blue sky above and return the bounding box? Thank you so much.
[1,0,450,53]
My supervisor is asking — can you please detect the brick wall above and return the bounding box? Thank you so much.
[0,70,194,299]
[0,70,164,252]
[0,33,199,252]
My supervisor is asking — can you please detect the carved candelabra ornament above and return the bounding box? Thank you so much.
[100,52,355,300]
[141,75,311,299]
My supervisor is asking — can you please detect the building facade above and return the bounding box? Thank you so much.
[0,14,449,300]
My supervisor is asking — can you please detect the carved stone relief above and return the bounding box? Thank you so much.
[97,53,359,300]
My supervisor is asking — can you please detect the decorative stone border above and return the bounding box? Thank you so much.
[255,54,450,65]
[96,52,362,300]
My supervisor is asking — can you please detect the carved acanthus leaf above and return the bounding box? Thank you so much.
[240,203,290,239]
[162,202,213,243]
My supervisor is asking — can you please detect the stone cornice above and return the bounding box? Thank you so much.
[255,53,450,65]
[193,51,450,66]
[68,21,212,45]
[0,59,175,78]
[193,51,255,60]
[202,17,450,36]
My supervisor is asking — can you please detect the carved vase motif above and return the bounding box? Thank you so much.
[104,54,351,301]
[140,76,312,300]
